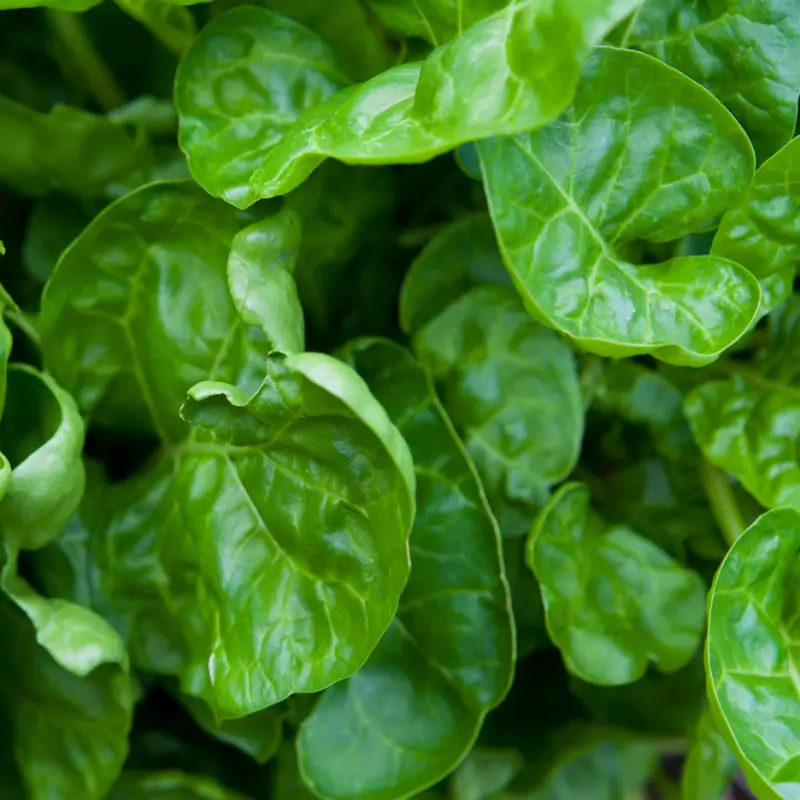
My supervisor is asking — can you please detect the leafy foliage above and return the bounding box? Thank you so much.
[2,1,800,798]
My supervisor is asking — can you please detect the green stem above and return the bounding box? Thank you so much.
[46,10,125,111]
[700,460,746,548]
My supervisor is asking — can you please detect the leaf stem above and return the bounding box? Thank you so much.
[700,460,746,548]
[46,10,125,111]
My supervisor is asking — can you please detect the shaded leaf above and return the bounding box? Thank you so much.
[681,711,738,800]
[107,770,252,799]
[114,0,196,55]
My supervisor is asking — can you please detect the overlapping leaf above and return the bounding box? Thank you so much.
[706,509,800,798]
[298,339,513,800]
[478,46,759,365]
[526,483,706,685]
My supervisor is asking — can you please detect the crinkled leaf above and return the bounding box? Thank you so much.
[114,0,196,55]
[298,339,513,800]
[0,600,133,800]
[82,351,414,718]
[175,6,349,207]
[107,771,252,799]
[0,97,152,197]
[400,216,510,336]
[706,508,800,798]
[413,285,582,535]
[681,710,738,800]
[712,135,800,313]
[526,483,706,685]
[618,0,800,161]
[40,181,268,443]
[478,46,758,365]
[246,2,641,202]
[227,208,304,353]
[685,374,800,511]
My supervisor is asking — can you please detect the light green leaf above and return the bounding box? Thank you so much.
[0,600,133,800]
[259,0,395,81]
[298,339,513,800]
[227,208,304,353]
[80,351,414,719]
[412,284,582,534]
[175,6,350,207]
[712,135,800,314]
[478,46,759,366]
[706,508,800,798]
[400,216,510,335]
[106,96,178,135]
[618,0,800,161]
[526,483,706,685]
[0,97,151,198]
[107,771,252,799]
[114,0,196,55]
[39,181,269,444]
[681,710,738,800]
[247,2,641,202]
[685,374,800,511]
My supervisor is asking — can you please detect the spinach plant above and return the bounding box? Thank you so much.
[0,1,799,798]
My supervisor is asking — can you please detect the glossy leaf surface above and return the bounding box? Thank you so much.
[413,285,582,531]
[526,483,706,685]
[40,182,268,443]
[478,46,758,365]
[706,508,800,798]
[620,0,800,161]
[298,339,513,800]
[175,6,349,207]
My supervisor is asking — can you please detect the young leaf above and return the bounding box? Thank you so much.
[478,46,759,366]
[412,285,583,533]
[298,339,513,800]
[526,483,706,685]
[40,181,269,443]
[706,508,800,798]
[175,6,350,207]
[618,0,800,161]
[226,208,304,354]
[712,136,800,313]
[107,771,252,799]
[681,711,739,800]
[0,97,151,197]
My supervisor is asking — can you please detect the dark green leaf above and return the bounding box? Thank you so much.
[478,46,758,365]
[114,0,196,55]
[107,771,252,799]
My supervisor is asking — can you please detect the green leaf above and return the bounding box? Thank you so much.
[107,771,252,799]
[477,46,759,366]
[680,710,738,800]
[618,0,800,161]
[706,508,800,798]
[684,374,800,511]
[0,97,152,197]
[175,6,350,207]
[39,181,269,443]
[0,599,133,800]
[227,208,304,354]
[114,0,197,55]
[79,351,415,718]
[399,216,510,336]
[412,284,583,535]
[712,136,800,313]
[0,0,99,9]
[526,483,706,685]
[298,339,513,800]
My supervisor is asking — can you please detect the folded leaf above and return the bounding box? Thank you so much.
[298,339,513,800]
[685,374,800,511]
[80,351,415,718]
[175,6,350,206]
[412,284,583,533]
[107,771,251,799]
[0,97,151,197]
[712,136,800,313]
[706,508,800,798]
[478,46,759,365]
[526,483,706,685]
[618,0,800,161]
[40,181,268,443]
